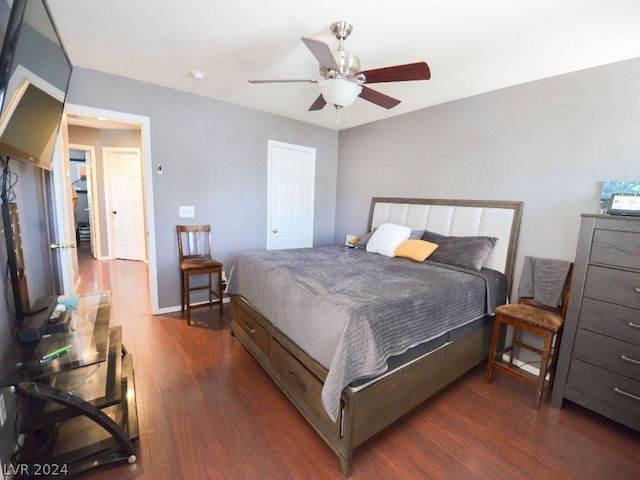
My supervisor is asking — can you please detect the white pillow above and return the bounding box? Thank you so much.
[366,223,412,257]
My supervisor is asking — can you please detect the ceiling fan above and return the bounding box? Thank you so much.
[249,21,431,115]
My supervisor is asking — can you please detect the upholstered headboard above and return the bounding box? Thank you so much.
[368,197,523,290]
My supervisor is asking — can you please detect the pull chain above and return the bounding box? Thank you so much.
[335,105,342,126]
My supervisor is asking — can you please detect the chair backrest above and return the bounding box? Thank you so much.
[177,225,212,262]
[517,258,574,317]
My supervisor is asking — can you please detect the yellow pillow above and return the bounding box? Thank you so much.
[394,240,439,262]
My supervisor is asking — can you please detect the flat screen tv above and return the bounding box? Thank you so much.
[0,0,71,171]
[0,0,71,329]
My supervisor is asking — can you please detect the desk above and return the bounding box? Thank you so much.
[0,292,139,478]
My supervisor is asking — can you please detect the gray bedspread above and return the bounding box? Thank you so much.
[227,246,506,421]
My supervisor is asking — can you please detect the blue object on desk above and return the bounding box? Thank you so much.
[57,294,80,309]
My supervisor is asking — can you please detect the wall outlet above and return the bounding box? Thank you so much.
[0,394,6,427]
[178,205,195,218]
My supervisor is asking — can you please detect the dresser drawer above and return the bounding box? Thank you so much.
[583,265,640,309]
[271,339,341,436]
[567,359,640,417]
[590,228,640,270]
[578,298,640,346]
[573,329,640,380]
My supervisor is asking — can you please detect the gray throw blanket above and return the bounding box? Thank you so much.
[518,256,572,307]
[227,246,506,421]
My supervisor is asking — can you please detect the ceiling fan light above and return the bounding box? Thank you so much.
[318,78,362,108]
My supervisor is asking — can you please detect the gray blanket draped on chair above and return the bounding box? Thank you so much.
[517,256,572,307]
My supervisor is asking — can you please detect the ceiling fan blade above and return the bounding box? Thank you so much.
[248,79,318,84]
[308,94,327,111]
[301,37,340,71]
[358,86,401,109]
[359,62,431,83]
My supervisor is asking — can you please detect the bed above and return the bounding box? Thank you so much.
[228,197,523,477]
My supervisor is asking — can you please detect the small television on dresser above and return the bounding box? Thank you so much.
[0,0,72,337]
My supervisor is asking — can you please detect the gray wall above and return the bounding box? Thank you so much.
[336,58,640,298]
[66,68,339,310]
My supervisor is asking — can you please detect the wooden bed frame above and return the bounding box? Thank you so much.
[230,197,523,477]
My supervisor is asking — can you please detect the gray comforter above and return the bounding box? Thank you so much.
[227,246,506,421]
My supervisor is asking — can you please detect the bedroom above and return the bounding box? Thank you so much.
[0,0,639,477]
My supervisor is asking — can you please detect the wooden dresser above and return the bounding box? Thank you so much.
[551,214,640,431]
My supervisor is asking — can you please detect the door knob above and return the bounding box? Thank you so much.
[272,228,278,233]
[51,242,77,249]
[113,211,117,214]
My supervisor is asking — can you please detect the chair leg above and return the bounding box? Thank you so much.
[508,326,518,367]
[185,273,191,326]
[485,318,502,384]
[548,330,562,391]
[180,271,185,314]
[207,273,213,307]
[217,269,223,319]
[534,335,554,409]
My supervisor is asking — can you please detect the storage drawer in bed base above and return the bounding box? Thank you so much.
[230,295,493,478]
[271,338,343,439]
[231,297,271,360]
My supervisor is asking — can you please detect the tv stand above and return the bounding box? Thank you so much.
[0,292,139,478]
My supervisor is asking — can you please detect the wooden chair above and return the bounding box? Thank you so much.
[177,225,223,325]
[485,258,574,408]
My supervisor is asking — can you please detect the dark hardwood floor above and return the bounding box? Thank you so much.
[77,252,640,479]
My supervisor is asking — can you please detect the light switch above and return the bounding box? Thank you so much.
[179,206,195,218]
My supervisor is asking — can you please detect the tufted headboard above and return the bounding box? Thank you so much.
[368,197,523,291]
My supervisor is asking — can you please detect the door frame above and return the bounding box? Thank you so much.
[69,143,100,259]
[63,104,160,314]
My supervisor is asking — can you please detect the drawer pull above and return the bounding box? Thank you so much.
[629,322,640,330]
[243,321,256,334]
[635,287,640,294]
[621,355,640,366]
[287,370,307,392]
[614,387,640,402]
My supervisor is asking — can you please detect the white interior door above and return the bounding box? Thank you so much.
[105,147,146,261]
[267,140,315,250]
[50,115,79,293]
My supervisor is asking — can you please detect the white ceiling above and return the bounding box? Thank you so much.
[47,0,640,131]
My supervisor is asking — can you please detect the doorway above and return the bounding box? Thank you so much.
[61,104,160,314]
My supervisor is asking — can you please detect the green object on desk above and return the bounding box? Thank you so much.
[42,345,71,361]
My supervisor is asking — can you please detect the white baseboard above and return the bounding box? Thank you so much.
[154,296,230,315]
